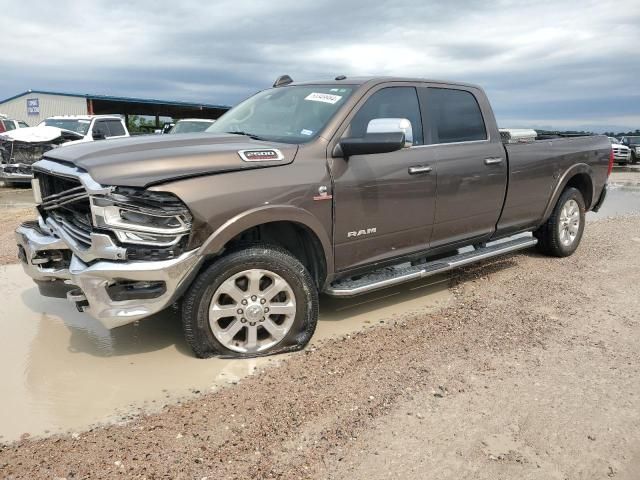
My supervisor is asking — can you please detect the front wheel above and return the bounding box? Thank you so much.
[182,245,319,358]
[632,152,639,164]
[534,187,586,257]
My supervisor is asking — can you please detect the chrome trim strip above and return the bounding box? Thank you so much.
[410,139,490,149]
[34,158,113,195]
[44,215,127,262]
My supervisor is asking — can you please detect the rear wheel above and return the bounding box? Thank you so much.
[534,187,585,257]
[182,245,319,358]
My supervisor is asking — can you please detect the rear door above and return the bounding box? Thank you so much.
[419,86,507,247]
[331,84,437,271]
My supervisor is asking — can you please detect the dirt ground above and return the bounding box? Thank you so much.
[1,215,638,479]
[0,207,35,265]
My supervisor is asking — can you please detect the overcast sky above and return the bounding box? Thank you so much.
[2,0,639,132]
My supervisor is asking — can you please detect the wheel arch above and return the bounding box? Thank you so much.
[541,164,595,224]
[197,205,333,287]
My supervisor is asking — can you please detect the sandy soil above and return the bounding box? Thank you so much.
[0,208,35,265]
[1,215,638,479]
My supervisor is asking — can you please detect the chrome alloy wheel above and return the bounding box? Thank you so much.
[208,269,296,353]
[559,198,580,247]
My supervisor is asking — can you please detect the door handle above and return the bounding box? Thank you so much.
[484,157,503,165]
[408,165,432,175]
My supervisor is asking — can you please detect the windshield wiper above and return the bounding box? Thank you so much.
[225,131,265,141]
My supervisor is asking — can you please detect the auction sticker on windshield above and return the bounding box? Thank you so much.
[305,92,342,104]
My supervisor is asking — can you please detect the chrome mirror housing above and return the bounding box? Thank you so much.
[366,118,413,147]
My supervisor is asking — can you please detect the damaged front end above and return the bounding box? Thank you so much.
[0,128,83,184]
[15,159,202,329]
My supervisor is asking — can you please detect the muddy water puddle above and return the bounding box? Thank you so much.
[588,183,640,220]
[0,264,451,443]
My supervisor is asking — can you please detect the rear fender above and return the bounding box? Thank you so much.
[540,163,595,223]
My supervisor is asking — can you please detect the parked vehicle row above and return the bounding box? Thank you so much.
[620,136,640,164]
[609,137,632,165]
[16,75,611,358]
[168,118,216,134]
[0,114,29,133]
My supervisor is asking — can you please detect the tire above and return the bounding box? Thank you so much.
[182,245,319,358]
[632,152,639,165]
[534,187,585,257]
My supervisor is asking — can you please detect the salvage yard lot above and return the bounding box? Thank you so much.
[0,171,639,479]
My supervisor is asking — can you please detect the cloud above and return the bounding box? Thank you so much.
[1,0,639,131]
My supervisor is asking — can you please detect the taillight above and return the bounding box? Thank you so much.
[607,149,614,177]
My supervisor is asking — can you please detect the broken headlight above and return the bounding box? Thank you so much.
[90,188,192,247]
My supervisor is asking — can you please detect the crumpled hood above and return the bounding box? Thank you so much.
[0,125,83,143]
[41,133,298,187]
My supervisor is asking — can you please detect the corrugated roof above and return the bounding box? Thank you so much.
[0,89,230,110]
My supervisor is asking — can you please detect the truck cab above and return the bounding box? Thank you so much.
[37,115,129,143]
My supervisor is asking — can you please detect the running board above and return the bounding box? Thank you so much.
[325,236,538,297]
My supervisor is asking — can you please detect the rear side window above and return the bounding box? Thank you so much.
[93,120,109,137]
[106,120,126,136]
[424,88,487,144]
[348,87,424,146]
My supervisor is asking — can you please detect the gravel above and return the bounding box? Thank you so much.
[1,215,639,479]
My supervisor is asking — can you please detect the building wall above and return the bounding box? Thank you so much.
[0,93,88,126]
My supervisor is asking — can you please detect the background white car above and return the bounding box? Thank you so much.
[609,137,631,165]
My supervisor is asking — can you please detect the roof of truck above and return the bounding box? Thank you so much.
[288,76,482,89]
[44,115,123,120]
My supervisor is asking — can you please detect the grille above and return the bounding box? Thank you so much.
[35,170,93,249]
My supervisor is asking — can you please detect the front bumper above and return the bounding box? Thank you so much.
[0,163,33,183]
[15,219,202,329]
[613,151,631,164]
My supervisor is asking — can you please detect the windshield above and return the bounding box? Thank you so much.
[609,137,620,144]
[41,118,91,135]
[170,120,215,134]
[206,85,355,144]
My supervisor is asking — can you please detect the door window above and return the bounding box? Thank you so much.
[106,120,126,136]
[93,120,109,138]
[348,87,424,145]
[424,88,487,144]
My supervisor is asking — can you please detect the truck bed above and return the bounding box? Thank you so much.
[497,134,611,235]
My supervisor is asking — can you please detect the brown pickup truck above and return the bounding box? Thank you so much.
[16,76,612,358]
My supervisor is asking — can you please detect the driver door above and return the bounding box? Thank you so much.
[330,85,437,272]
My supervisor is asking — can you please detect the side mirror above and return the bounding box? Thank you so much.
[337,132,405,158]
[92,131,106,140]
[366,118,414,147]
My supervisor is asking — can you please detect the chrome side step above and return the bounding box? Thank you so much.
[325,236,538,297]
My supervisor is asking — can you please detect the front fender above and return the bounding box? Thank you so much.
[197,204,334,277]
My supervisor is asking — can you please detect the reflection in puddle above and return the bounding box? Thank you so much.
[0,264,451,442]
